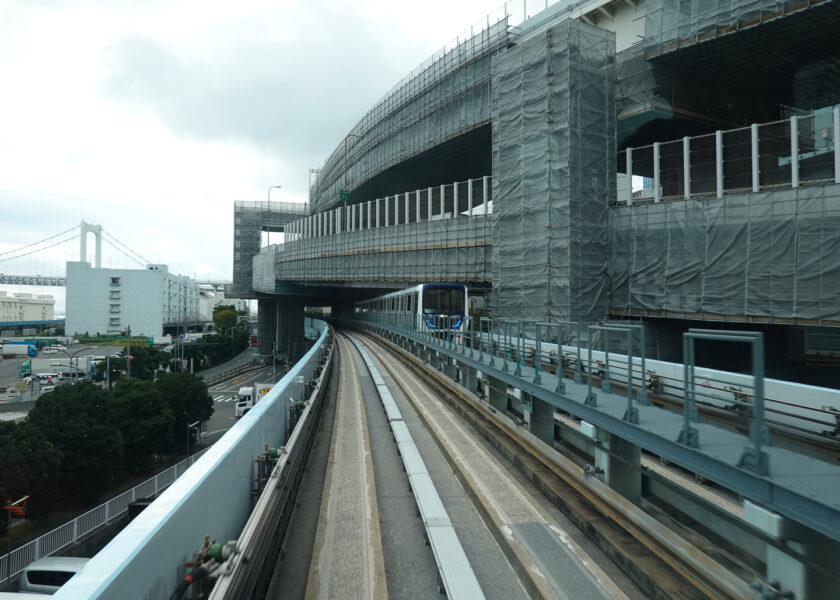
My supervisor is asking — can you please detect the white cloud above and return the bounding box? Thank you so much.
[0,0,503,311]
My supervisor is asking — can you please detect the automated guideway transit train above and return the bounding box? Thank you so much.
[355,283,468,331]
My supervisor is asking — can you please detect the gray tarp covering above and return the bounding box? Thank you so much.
[644,0,834,56]
[491,18,615,322]
[609,185,840,323]
[232,201,308,297]
[258,215,491,291]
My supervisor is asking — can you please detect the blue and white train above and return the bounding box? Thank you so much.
[354,283,468,331]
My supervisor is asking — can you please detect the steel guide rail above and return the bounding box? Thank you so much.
[366,312,840,438]
[352,322,759,600]
[346,334,485,599]
[345,315,840,544]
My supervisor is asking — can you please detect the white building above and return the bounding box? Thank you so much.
[65,262,200,337]
[0,291,55,322]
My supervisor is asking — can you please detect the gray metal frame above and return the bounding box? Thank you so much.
[351,316,840,542]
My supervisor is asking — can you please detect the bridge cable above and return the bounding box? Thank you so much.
[0,224,80,258]
[0,233,80,264]
[100,228,151,266]
[101,236,148,268]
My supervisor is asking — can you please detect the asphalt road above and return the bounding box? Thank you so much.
[0,344,126,385]
[203,364,278,443]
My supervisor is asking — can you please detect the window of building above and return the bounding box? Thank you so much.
[110,277,121,286]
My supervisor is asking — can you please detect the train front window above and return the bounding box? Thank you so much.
[423,286,465,315]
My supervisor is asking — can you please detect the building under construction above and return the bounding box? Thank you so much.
[232,0,840,386]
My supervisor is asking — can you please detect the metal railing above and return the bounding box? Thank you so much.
[0,448,208,586]
[200,360,263,386]
[284,176,492,242]
[351,311,840,451]
[621,105,840,205]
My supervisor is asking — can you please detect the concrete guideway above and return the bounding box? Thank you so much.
[360,325,767,599]
[358,332,634,600]
[347,334,486,599]
[305,336,387,599]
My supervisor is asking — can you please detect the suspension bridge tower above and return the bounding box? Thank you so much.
[80,221,102,268]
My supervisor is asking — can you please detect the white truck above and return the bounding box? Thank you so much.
[234,382,273,418]
[1,344,38,358]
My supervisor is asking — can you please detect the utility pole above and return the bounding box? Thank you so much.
[126,326,131,379]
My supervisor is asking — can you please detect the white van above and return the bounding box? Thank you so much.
[19,556,90,594]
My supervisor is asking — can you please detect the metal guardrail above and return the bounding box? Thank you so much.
[621,106,840,204]
[200,360,263,386]
[0,449,208,587]
[349,313,840,544]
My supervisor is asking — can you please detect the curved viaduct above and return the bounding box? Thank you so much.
[233,0,840,379]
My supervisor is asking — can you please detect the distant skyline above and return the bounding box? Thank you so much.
[0,0,507,311]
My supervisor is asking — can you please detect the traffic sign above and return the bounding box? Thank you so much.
[339,189,349,203]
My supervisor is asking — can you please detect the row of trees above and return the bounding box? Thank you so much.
[0,374,213,534]
[90,333,250,383]
[0,308,251,532]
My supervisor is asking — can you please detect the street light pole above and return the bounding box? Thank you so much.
[341,134,362,208]
[187,421,200,458]
[266,185,282,244]
[308,169,320,206]
[267,185,282,203]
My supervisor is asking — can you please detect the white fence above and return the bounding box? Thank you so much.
[0,449,208,587]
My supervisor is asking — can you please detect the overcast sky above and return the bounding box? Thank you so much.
[0,0,506,311]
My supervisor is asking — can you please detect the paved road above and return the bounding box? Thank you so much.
[203,364,278,443]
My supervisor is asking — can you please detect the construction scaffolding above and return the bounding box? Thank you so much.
[644,0,834,57]
[609,184,840,324]
[231,201,308,297]
[255,177,493,291]
[308,19,510,214]
[491,18,616,323]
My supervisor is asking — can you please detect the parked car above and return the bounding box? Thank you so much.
[25,373,59,387]
[19,556,90,594]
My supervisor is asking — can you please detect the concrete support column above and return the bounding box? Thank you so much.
[744,500,840,599]
[276,297,305,363]
[444,356,458,381]
[524,392,554,445]
[487,375,507,413]
[582,422,641,505]
[257,298,277,359]
[461,363,477,395]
